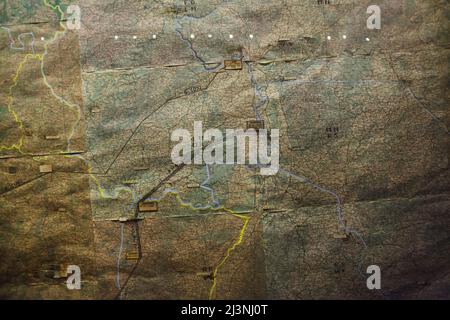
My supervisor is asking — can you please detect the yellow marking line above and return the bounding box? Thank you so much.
[0,54,40,152]
[1,1,81,152]
[142,191,251,300]
[1,2,250,300]
[209,213,250,300]
[87,162,135,200]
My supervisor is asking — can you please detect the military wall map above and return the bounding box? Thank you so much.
[0,0,449,300]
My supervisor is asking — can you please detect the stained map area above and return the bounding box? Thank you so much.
[0,0,449,299]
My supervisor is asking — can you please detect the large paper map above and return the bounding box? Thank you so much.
[0,0,449,299]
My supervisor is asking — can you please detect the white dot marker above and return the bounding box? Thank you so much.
[152,34,157,39]
[114,35,119,40]
[208,34,212,38]
[190,34,195,39]
[365,37,370,42]
[229,34,234,39]
[41,36,45,41]
[342,35,347,39]
[327,35,331,40]
[249,34,254,39]
[133,35,137,39]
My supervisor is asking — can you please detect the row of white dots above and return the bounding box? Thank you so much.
[327,35,371,41]
[38,34,370,41]
[111,34,252,40]
[116,34,369,41]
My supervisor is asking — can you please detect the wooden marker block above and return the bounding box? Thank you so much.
[224,60,242,70]
[39,164,53,173]
[123,180,138,185]
[187,183,200,188]
[45,135,60,140]
[333,232,348,239]
[246,120,265,130]
[138,200,158,212]
[53,264,68,279]
[126,250,139,261]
